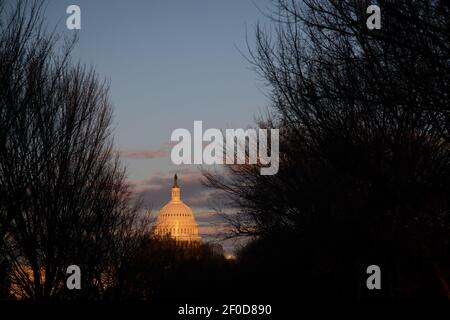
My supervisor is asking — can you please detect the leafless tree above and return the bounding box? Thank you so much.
[0,0,145,299]
[204,0,450,298]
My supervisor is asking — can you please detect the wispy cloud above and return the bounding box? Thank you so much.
[118,143,174,159]
[128,168,217,210]
[120,149,167,159]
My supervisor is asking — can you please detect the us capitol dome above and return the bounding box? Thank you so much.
[153,174,201,242]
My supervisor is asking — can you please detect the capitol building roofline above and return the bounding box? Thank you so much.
[153,174,201,242]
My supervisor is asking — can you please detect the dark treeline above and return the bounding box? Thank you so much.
[111,237,235,301]
[204,0,450,299]
[0,0,150,299]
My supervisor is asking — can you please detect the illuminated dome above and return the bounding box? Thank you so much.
[154,174,201,242]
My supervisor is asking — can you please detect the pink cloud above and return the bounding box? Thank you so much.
[118,145,170,159]
[127,168,210,208]
[128,169,225,210]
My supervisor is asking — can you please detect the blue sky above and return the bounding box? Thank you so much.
[44,0,271,247]
[46,0,269,174]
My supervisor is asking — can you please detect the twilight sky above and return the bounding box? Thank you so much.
[44,0,271,248]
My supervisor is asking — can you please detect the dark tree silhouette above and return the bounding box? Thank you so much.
[112,236,233,301]
[0,0,144,300]
[204,0,450,299]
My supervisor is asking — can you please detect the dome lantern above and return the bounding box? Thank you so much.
[171,173,181,203]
